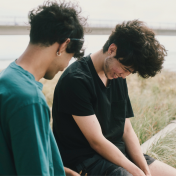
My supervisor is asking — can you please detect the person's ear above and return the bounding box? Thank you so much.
[57,38,71,54]
[108,43,117,56]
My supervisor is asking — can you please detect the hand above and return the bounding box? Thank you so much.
[130,167,146,176]
[64,167,80,176]
[66,171,80,176]
[144,170,152,176]
[143,165,152,176]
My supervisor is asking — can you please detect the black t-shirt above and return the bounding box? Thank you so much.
[52,55,134,167]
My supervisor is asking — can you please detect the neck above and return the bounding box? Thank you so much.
[16,43,57,81]
[90,49,108,76]
[90,49,109,87]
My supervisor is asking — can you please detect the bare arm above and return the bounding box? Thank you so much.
[73,114,146,176]
[122,118,151,176]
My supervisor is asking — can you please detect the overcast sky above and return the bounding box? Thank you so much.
[0,0,176,25]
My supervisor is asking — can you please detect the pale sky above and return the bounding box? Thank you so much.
[0,0,176,26]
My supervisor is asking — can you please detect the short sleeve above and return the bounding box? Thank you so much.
[8,103,64,176]
[126,95,134,118]
[123,79,134,118]
[54,73,95,116]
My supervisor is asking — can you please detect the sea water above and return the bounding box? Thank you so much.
[0,35,176,71]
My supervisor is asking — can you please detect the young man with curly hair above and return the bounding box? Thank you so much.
[52,20,176,176]
[0,1,86,176]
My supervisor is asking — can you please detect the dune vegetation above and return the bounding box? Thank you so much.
[127,70,176,144]
[146,129,176,168]
[126,70,176,168]
[41,69,176,168]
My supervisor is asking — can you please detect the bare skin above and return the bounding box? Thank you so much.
[16,40,79,176]
[149,160,176,176]
[16,39,73,81]
[72,44,176,175]
[91,44,132,86]
[73,115,147,176]
[123,119,151,176]
[64,167,80,176]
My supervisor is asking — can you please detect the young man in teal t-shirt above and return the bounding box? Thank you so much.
[0,1,86,176]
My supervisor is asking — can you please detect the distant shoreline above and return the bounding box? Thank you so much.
[1,59,176,73]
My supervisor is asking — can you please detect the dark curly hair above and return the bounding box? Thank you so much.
[28,0,87,59]
[103,20,167,78]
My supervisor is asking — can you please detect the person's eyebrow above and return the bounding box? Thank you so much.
[124,67,132,73]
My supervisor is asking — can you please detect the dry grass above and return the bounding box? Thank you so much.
[2,64,176,168]
[42,70,176,140]
[126,70,176,168]
[127,70,176,144]
[146,129,176,168]
[40,71,63,108]
[41,69,176,168]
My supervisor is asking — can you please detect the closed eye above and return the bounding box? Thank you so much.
[124,67,132,73]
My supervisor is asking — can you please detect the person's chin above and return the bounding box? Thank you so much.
[108,77,114,80]
[108,74,114,80]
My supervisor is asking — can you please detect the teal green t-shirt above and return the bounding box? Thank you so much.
[0,61,65,176]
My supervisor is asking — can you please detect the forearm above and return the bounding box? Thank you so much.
[91,136,143,175]
[123,124,150,174]
[73,115,145,176]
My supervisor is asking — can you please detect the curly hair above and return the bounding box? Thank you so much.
[103,20,167,78]
[28,0,87,59]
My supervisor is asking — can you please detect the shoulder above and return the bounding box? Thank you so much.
[57,57,93,87]
[0,66,47,112]
[64,56,92,77]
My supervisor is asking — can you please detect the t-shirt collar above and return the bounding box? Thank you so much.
[10,61,43,90]
[86,54,112,89]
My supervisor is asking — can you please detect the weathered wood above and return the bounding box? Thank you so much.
[141,120,176,153]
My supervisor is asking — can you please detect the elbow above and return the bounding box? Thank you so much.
[90,142,100,152]
[89,136,105,152]
[123,128,131,140]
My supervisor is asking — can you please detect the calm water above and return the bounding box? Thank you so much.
[0,35,176,71]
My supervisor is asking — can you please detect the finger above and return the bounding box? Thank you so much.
[79,170,82,175]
